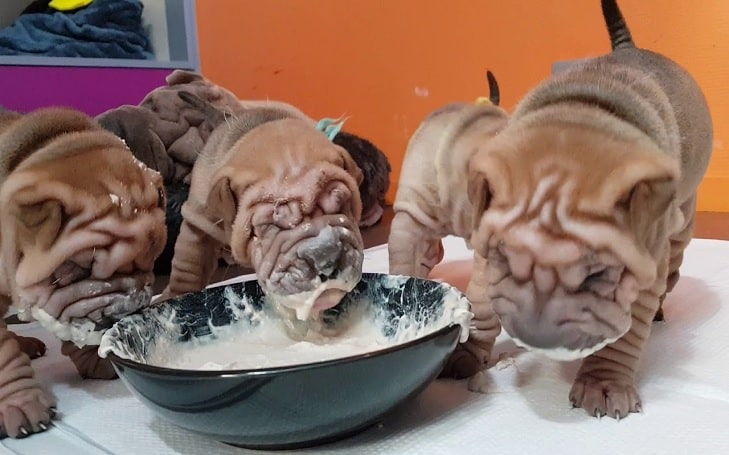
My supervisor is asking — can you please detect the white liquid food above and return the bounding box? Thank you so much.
[104,277,474,371]
[158,314,388,370]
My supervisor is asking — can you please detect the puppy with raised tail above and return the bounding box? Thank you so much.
[0,107,167,437]
[388,71,508,378]
[465,0,712,419]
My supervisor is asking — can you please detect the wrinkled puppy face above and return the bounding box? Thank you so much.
[468,124,681,360]
[1,142,167,343]
[208,119,365,320]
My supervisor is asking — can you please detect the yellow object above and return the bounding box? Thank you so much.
[48,0,94,12]
[474,96,493,106]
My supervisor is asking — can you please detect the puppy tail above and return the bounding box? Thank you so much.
[486,70,500,106]
[601,0,635,50]
[177,90,227,128]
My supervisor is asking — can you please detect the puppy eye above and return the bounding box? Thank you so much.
[157,186,166,209]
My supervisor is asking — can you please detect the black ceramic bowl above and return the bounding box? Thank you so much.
[99,273,471,450]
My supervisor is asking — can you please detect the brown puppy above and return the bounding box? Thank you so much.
[163,98,364,322]
[0,107,167,437]
[388,72,508,378]
[465,0,713,419]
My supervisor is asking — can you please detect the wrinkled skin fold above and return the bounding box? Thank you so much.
[0,107,167,437]
[463,0,713,420]
[164,109,365,323]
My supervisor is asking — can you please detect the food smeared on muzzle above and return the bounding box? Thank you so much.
[264,225,364,320]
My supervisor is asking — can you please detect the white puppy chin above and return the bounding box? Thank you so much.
[511,335,622,361]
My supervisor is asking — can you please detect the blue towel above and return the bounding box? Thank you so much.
[0,0,153,59]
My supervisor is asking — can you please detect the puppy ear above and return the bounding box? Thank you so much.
[14,198,66,250]
[177,90,227,128]
[467,169,492,231]
[206,168,238,229]
[613,156,682,249]
[0,186,70,289]
[166,70,204,86]
[617,177,676,216]
[622,175,679,236]
[337,147,364,186]
[613,153,679,216]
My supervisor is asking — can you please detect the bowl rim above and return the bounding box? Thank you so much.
[106,323,462,378]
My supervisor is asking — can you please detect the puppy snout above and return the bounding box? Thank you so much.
[496,241,623,298]
[272,200,303,229]
[576,265,624,298]
[298,238,341,278]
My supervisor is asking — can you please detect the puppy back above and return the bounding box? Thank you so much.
[0,108,100,181]
[203,107,303,164]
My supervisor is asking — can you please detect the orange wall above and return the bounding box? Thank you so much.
[196,0,729,212]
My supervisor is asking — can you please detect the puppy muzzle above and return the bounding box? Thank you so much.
[258,217,364,320]
[486,242,637,361]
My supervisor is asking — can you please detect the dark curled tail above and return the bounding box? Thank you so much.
[601,0,635,50]
[486,70,500,106]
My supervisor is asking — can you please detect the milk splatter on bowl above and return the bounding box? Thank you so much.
[99,273,472,450]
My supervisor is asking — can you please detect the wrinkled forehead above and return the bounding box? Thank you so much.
[478,127,637,201]
[252,159,348,205]
[236,123,348,185]
[35,147,162,201]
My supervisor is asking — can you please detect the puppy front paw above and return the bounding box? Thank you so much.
[61,341,117,380]
[569,374,642,420]
[9,334,46,360]
[439,342,489,379]
[0,387,56,438]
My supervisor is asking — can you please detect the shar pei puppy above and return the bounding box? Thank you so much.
[388,70,508,378]
[162,93,364,323]
[0,107,167,437]
[464,0,713,419]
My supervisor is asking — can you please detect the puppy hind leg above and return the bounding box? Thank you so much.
[0,327,56,438]
[388,210,444,278]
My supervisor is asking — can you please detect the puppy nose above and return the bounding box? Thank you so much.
[297,227,342,278]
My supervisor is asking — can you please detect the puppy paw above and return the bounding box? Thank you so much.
[466,370,493,393]
[569,374,642,420]
[61,341,117,380]
[439,344,484,379]
[0,387,56,438]
[9,334,46,360]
